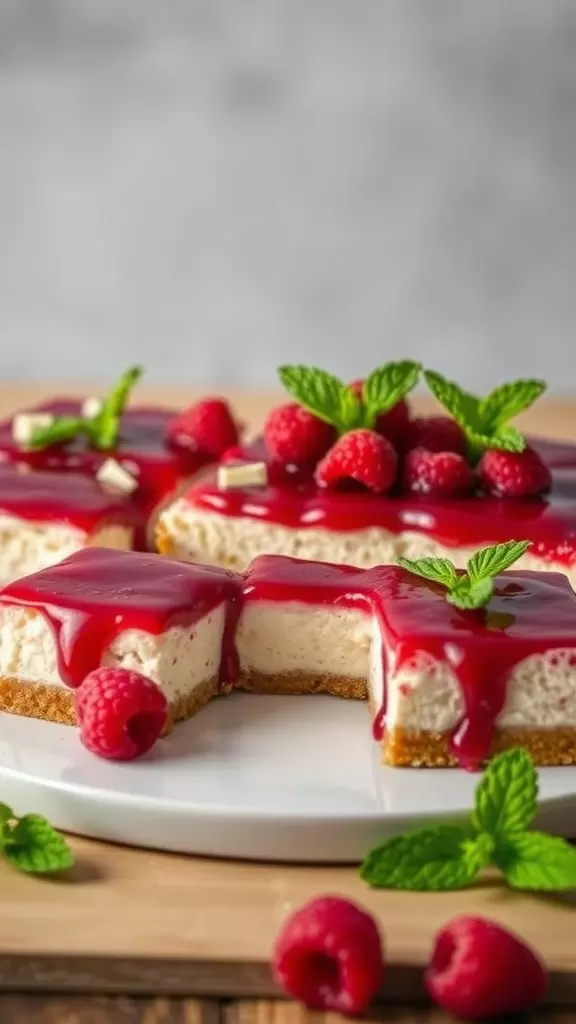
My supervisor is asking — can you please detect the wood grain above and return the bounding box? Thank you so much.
[0,385,574,1004]
[225,1002,576,1024]
[0,996,219,1023]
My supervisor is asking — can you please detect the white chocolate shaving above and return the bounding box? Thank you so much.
[12,413,55,446]
[96,458,138,495]
[81,396,103,419]
[217,461,268,490]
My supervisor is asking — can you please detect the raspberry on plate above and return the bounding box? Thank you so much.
[168,398,239,457]
[315,429,397,494]
[403,446,473,498]
[273,895,384,1015]
[263,402,335,465]
[407,415,467,455]
[425,914,547,1020]
[479,446,552,498]
[75,667,168,761]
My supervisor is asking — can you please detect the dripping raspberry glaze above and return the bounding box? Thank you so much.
[0,401,213,543]
[186,439,576,566]
[0,465,137,533]
[244,555,576,770]
[0,548,243,688]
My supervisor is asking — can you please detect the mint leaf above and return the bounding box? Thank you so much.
[467,540,532,586]
[488,424,526,453]
[0,802,13,827]
[363,360,421,423]
[495,832,576,891]
[360,825,485,891]
[3,814,74,874]
[447,576,493,610]
[472,748,537,836]
[424,370,482,431]
[479,379,547,432]
[397,556,458,589]
[278,364,362,433]
[93,365,143,450]
[29,416,93,450]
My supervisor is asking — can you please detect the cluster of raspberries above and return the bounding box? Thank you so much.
[263,379,551,499]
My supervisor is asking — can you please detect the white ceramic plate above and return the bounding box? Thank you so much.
[0,693,574,863]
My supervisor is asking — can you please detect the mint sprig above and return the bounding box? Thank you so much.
[28,365,143,452]
[278,361,421,434]
[0,805,73,874]
[424,369,546,458]
[398,539,531,610]
[361,748,576,892]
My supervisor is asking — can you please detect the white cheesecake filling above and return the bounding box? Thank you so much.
[0,515,134,583]
[237,599,576,732]
[0,603,226,702]
[157,502,576,588]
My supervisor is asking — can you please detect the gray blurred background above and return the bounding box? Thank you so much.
[0,0,575,392]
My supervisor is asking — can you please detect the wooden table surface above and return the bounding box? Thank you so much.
[0,385,575,1023]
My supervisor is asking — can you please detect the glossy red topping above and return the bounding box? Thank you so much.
[0,400,213,525]
[185,438,576,568]
[0,548,243,688]
[244,554,576,770]
[0,465,135,533]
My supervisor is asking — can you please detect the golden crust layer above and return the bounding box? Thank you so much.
[383,725,576,768]
[239,669,367,701]
[0,674,220,731]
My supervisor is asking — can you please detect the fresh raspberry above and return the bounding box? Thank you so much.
[273,896,384,1015]
[425,915,547,1020]
[168,398,239,457]
[75,667,168,761]
[478,445,552,498]
[263,403,335,465]
[403,446,473,498]
[315,429,397,494]
[348,378,411,448]
[407,415,467,455]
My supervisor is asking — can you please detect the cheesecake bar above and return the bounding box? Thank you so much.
[157,436,576,588]
[0,547,242,726]
[238,555,576,769]
[0,465,135,582]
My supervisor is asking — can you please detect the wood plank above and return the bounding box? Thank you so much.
[0,995,219,1023]
[225,1001,576,1024]
[0,837,573,1002]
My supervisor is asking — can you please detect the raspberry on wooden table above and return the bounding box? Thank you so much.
[425,915,547,1020]
[263,402,335,464]
[75,667,168,761]
[168,398,239,457]
[273,895,384,1015]
[479,446,552,498]
[407,415,467,455]
[315,429,397,494]
[403,447,473,498]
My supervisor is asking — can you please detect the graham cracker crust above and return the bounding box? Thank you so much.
[239,669,367,701]
[383,725,576,768]
[155,520,176,557]
[0,674,220,731]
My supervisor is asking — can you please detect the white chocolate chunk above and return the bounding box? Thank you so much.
[81,396,103,419]
[217,461,268,490]
[96,458,138,495]
[12,413,55,446]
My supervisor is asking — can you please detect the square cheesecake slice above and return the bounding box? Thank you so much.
[0,548,242,726]
[237,555,576,769]
[0,465,136,583]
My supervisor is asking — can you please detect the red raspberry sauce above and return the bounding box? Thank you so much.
[244,555,576,770]
[185,438,576,567]
[0,465,136,533]
[0,548,243,688]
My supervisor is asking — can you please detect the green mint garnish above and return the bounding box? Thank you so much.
[0,805,73,875]
[424,369,546,459]
[361,748,576,892]
[278,361,421,435]
[398,539,531,611]
[28,365,143,452]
